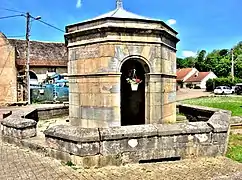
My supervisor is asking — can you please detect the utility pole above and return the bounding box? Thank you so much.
[231,48,234,82]
[25,12,31,104]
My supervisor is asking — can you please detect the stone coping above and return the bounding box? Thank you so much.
[230,116,242,125]
[44,121,214,142]
[0,104,69,123]
[36,104,69,111]
[177,103,229,113]
[44,125,99,143]
[1,117,36,129]
[44,108,230,143]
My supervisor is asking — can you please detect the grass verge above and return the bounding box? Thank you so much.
[182,96,242,116]
[226,134,242,163]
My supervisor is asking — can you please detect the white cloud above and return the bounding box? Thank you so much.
[182,51,197,58]
[76,0,82,8]
[166,19,176,26]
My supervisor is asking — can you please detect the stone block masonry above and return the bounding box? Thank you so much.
[66,15,179,128]
[44,105,231,168]
[0,104,231,168]
[0,33,18,104]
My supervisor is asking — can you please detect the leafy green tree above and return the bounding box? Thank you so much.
[183,57,196,67]
[177,57,186,68]
[195,50,206,71]
[177,41,242,79]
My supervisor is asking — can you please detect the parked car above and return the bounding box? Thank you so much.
[214,86,233,95]
[231,86,236,94]
[235,83,242,95]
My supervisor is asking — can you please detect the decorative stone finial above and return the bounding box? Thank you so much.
[116,0,123,9]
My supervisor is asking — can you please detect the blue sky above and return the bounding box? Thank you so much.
[0,0,241,58]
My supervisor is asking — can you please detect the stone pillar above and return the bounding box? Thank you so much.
[161,76,176,123]
[146,74,163,124]
[146,74,176,124]
[160,45,177,123]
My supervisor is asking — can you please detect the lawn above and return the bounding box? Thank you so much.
[226,134,242,163]
[182,96,242,116]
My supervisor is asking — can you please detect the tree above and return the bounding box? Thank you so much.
[177,57,186,68]
[183,57,196,68]
[195,50,206,71]
[176,41,242,79]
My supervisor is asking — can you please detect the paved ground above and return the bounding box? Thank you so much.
[0,141,80,180]
[1,139,242,180]
[177,89,211,101]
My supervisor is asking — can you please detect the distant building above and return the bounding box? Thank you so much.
[176,68,217,89]
[0,32,67,104]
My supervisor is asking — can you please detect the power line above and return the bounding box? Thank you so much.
[35,19,65,33]
[7,35,25,38]
[0,8,64,33]
[0,14,23,20]
[0,7,25,14]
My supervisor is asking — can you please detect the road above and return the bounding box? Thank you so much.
[177,89,211,101]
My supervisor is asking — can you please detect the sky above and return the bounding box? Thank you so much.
[0,0,241,58]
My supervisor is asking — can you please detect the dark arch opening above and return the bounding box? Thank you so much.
[29,71,38,80]
[120,58,150,126]
[29,71,38,85]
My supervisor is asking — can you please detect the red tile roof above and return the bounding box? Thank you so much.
[176,68,193,81]
[185,72,210,82]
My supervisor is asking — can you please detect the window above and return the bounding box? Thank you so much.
[48,68,56,72]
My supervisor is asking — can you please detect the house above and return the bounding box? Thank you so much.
[0,32,67,104]
[176,68,217,89]
[176,68,199,88]
[185,71,217,89]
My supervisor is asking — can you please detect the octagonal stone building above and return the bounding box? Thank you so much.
[65,0,179,128]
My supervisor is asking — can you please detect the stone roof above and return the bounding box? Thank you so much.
[66,0,178,37]
[81,0,160,24]
[7,39,67,67]
[84,7,156,23]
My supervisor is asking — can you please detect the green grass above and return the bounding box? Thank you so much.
[182,96,242,116]
[226,134,242,163]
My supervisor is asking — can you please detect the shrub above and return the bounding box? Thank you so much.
[186,83,193,89]
[194,86,201,89]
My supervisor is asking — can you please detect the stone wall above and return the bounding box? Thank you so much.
[0,104,231,168]
[44,105,231,168]
[0,33,17,104]
[69,74,120,127]
[37,105,69,120]
[65,15,180,128]
[68,41,177,127]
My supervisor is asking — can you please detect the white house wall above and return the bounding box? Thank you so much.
[200,72,217,89]
[183,68,198,82]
